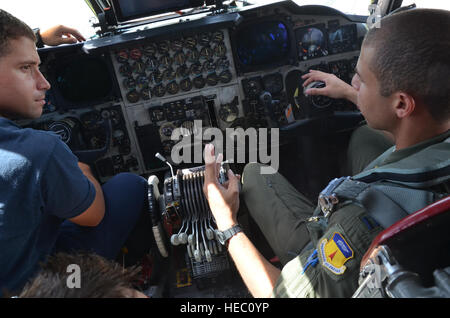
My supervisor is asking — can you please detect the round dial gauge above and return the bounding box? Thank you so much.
[119,63,132,77]
[140,87,151,100]
[166,81,179,95]
[202,60,216,73]
[133,61,146,74]
[200,46,213,59]
[184,36,197,49]
[171,39,184,51]
[180,78,192,91]
[219,70,232,84]
[123,77,136,90]
[193,76,205,89]
[214,42,227,57]
[129,48,142,60]
[126,90,140,103]
[186,49,200,63]
[160,122,176,138]
[146,57,158,72]
[159,55,172,68]
[163,68,176,81]
[198,33,211,46]
[212,30,224,43]
[180,120,199,137]
[190,63,202,76]
[173,51,186,65]
[219,104,239,123]
[206,72,218,86]
[176,64,189,78]
[136,74,149,89]
[158,41,170,54]
[143,44,157,56]
[153,84,166,98]
[153,70,163,84]
[116,50,129,63]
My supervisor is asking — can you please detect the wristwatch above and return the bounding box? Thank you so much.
[33,28,45,48]
[216,224,243,246]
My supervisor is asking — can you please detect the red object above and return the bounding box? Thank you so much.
[361,195,450,267]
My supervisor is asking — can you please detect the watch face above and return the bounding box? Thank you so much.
[216,231,226,245]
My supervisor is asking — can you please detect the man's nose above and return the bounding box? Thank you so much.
[36,70,51,91]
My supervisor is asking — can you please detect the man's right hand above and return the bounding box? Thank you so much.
[301,70,358,105]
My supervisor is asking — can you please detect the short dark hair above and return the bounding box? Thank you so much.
[362,9,450,122]
[0,9,36,58]
[17,252,142,298]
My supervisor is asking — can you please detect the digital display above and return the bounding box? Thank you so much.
[236,21,290,68]
[112,0,203,22]
[55,57,113,105]
[328,24,358,54]
[296,25,328,61]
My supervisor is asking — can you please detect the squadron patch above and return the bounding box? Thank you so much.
[319,232,354,275]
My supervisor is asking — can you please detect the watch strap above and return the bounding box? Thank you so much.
[218,224,242,246]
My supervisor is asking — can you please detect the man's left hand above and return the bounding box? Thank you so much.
[40,25,86,46]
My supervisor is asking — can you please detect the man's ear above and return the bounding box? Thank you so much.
[393,92,416,119]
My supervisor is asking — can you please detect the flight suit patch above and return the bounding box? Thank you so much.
[319,232,354,275]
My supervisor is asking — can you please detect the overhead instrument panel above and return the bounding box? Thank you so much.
[111,29,236,106]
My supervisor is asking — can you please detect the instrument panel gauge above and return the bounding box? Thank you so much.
[148,106,165,123]
[206,72,218,86]
[129,48,142,60]
[219,103,239,123]
[262,73,283,94]
[157,41,170,54]
[186,49,200,63]
[214,42,227,57]
[166,81,179,95]
[173,51,186,65]
[162,68,176,81]
[180,78,192,91]
[180,120,198,137]
[215,57,230,71]
[171,39,184,51]
[160,122,176,138]
[123,77,136,90]
[212,30,224,43]
[143,44,157,56]
[146,57,158,72]
[136,74,150,89]
[190,63,202,76]
[193,75,205,89]
[162,140,175,155]
[153,70,163,84]
[126,89,140,103]
[140,87,151,100]
[133,61,146,74]
[219,69,232,84]
[202,59,216,73]
[119,63,132,77]
[200,46,213,59]
[159,54,172,68]
[184,36,197,49]
[153,84,166,98]
[176,64,189,78]
[198,32,211,46]
[116,50,129,63]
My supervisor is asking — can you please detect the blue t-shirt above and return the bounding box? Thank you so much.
[0,118,96,295]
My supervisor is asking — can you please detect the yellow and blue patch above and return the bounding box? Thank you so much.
[319,232,354,275]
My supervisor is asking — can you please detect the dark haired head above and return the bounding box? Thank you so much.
[0,10,36,58]
[17,252,143,298]
[362,9,450,122]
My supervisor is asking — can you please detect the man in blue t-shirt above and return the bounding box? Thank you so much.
[0,10,149,295]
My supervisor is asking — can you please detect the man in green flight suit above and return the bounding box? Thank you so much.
[202,8,450,297]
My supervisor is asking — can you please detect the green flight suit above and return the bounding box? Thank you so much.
[241,129,450,298]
